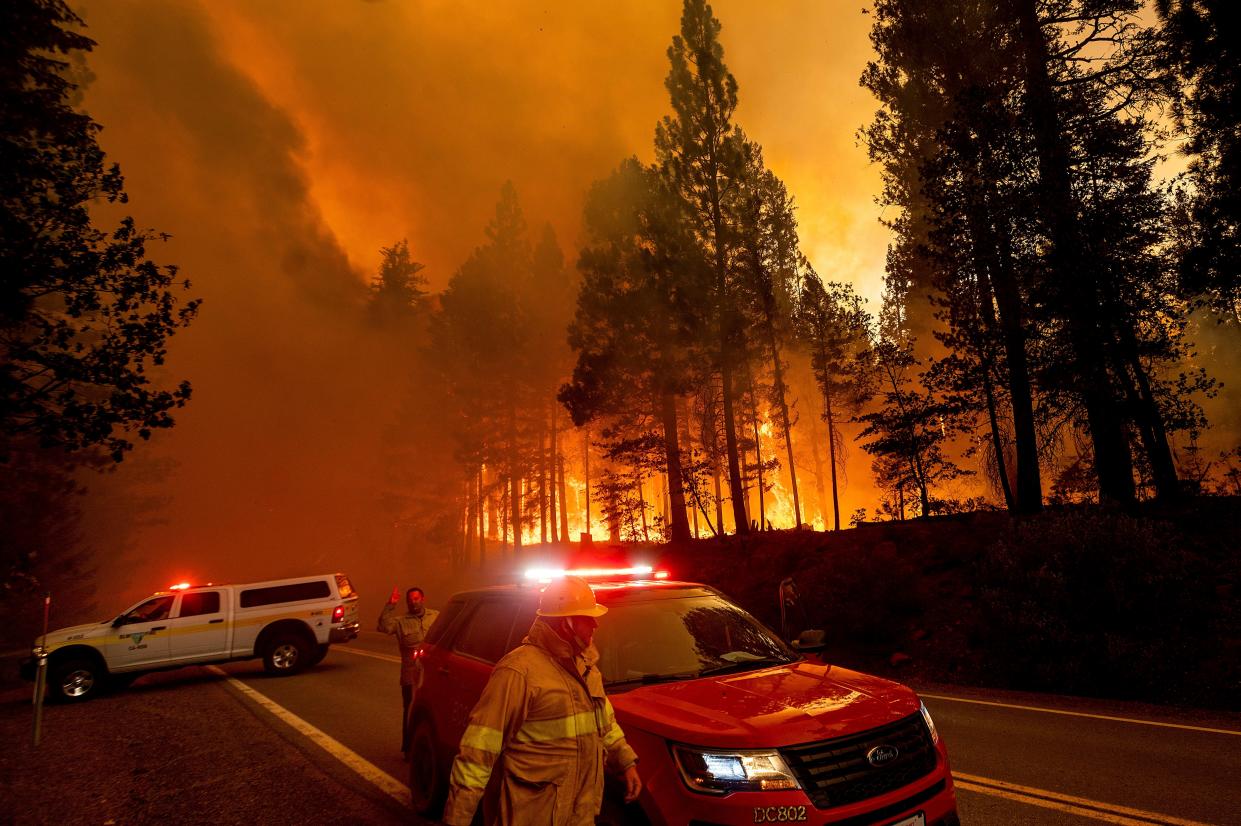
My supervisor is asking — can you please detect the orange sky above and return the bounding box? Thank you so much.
[86,0,888,300]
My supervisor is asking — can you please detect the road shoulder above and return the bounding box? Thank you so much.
[0,666,408,826]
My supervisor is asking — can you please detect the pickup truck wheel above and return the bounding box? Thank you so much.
[306,643,330,667]
[408,720,446,817]
[51,658,102,703]
[262,633,309,675]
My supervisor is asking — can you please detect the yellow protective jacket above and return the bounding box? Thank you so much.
[442,619,638,826]
[377,604,439,685]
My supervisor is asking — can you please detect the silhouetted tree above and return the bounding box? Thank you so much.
[655,0,751,534]
[1156,0,1241,323]
[561,159,706,543]
[796,274,872,530]
[367,239,428,327]
[857,320,970,519]
[734,144,804,527]
[0,0,200,463]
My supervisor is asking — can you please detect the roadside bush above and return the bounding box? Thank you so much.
[812,539,924,650]
[974,508,1230,705]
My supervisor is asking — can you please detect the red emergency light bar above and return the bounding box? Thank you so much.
[523,565,669,583]
[169,582,192,590]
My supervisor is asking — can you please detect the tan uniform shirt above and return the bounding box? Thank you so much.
[377,604,439,686]
[442,619,638,826]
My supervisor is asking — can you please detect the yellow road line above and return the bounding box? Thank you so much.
[206,666,409,808]
[954,772,1217,826]
[334,647,402,664]
[921,694,1241,737]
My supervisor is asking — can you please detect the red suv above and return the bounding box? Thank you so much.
[407,576,959,826]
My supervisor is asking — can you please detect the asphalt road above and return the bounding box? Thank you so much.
[213,632,1241,826]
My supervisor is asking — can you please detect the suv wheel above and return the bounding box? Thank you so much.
[262,633,309,675]
[408,720,447,817]
[51,658,102,703]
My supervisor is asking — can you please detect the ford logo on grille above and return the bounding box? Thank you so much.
[867,744,900,767]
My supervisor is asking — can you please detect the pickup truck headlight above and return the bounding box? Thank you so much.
[672,745,801,794]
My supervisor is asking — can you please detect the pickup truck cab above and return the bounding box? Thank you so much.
[408,575,959,826]
[26,573,360,702]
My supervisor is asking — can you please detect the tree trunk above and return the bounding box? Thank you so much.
[982,181,1043,512]
[659,390,693,542]
[1010,0,1134,503]
[712,447,725,534]
[823,385,842,531]
[557,449,569,542]
[981,366,1016,510]
[1117,341,1180,500]
[766,328,802,528]
[549,407,559,543]
[719,356,749,533]
[538,421,547,544]
[806,390,829,529]
[487,469,498,541]
[460,476,470,569]
[752,412,766,529]
[477,465,486,567]
[582,428,591,539]
[508,402,522,552]
[636,475,649,542]
[681,398,702,538]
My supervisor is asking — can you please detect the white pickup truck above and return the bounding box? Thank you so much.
[24,573,361,702]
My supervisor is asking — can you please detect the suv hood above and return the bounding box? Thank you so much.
[612,660,920,749]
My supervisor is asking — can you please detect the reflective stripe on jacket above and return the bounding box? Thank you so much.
[377,604,439,685]
[442,619,638,826]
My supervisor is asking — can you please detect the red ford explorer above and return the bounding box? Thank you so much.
[407,573,959,826]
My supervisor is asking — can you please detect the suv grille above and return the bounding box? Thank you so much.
[781,712,937,809]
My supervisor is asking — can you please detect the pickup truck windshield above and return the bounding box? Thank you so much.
[596,594,797,688]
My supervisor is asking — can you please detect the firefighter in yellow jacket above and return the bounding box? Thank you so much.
[442,576,642,825]
[378,585,439,755]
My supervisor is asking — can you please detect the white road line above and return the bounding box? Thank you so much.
[954,772,1217,826]
[334,646,402,664]
[921,693,1241,737]
[206,666,410,808]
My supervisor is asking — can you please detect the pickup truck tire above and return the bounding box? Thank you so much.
[307,643,330,667]
[262,633,310,675]
[408,720,447,817]
[51,657,103,703]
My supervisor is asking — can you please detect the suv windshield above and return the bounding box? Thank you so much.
[594,592,797,688]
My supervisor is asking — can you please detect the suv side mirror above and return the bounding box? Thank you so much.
[112,615,127,628]
[791,629,827,653]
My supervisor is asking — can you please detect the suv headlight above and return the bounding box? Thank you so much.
[672,745,801,794]
[920,701,939,744]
